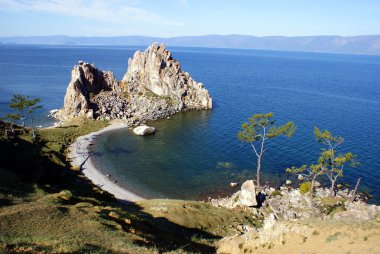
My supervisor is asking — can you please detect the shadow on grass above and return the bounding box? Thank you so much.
[101,201,220,253]
[0,134,220,253]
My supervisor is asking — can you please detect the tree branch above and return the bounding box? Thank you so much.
[251,143,259,157]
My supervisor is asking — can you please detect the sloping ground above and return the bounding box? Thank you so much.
[217,215,380,254]
[0,192,254,253]
[0,120,255,253]
[0,194,147,254]
[2,120,379,253]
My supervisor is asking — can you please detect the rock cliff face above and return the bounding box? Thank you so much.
[57,61,120,120]
[55,43,212,125]
[122,43,212,111]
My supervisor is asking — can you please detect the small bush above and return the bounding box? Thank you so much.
[271,190,282,196]
[58,190,73,201]
[89,92,95,100]
[300,182,312,195]
[329,205,346,219]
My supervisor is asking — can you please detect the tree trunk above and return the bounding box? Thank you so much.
[256,155,261,190]
[30,115,36,140]
[309,179,315,209]
[330,179,336,197]
[349,177,361,203]
[309,178,315,217]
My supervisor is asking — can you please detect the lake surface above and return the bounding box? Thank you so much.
[1,45,379,203]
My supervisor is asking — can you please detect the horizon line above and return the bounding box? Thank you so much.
[1,34,380,38]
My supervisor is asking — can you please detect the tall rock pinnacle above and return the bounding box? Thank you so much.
[55,43,212,125]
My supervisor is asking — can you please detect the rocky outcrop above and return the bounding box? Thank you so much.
[239,180,257,207]
[211,183,380,221]
[54,43,212,125]
[56,61,119,120]
[122,43,212,111]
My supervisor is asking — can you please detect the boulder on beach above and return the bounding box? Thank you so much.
[133,125,156,136]
[239,180,257,206]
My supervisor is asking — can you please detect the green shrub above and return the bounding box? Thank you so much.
[58,190,73,201]
[271,190,282,196]
[300,182,312,195]
[328,206,346,219]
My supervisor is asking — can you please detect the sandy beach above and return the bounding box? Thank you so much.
[67,120,144,202]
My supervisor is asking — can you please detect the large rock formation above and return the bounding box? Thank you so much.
[55,43,212,125]
[56,61,121,120]
[122,43,212,111]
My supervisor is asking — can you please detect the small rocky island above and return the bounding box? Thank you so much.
[54,43,212,126]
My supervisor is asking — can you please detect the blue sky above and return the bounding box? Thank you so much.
[0,0,379,37]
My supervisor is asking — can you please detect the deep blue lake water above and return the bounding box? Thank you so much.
[1,45,379,203]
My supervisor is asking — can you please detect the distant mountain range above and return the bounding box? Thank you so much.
[1,34,380,54]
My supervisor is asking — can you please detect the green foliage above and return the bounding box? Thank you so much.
[314,127,358,195]
[122,91,130,99]
[299,182,312,194]
[238,112,296,143]
[271,190,282,196]
[287,127,358,199]
[314,127,344,145]
[328,205,346,219]
[6,94,42,139]
[4,113,21,124]
[88,92,95,100]
[0,113,21,137]
[38,117,109,158]
[238,112,296,188]
[9,94,41,120]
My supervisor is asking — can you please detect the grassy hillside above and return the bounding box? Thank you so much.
[0,119,256,254]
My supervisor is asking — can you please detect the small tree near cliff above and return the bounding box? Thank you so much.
[0,113,21,139]
[286,127,358,209]
[314,127,358,196]
[9,94,42,139]
[286,164,324,209]
[238,112,296,190]
[9,94,28,127]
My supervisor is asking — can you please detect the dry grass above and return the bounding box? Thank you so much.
[0,119,256,254]
[217,215,380,254]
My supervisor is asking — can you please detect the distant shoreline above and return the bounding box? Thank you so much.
[1,34,380,55]
[67,121,144,202]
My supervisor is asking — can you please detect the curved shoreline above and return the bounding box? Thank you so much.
[67,121,144,202]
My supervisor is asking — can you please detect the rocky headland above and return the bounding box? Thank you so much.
[53,43,212,126]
